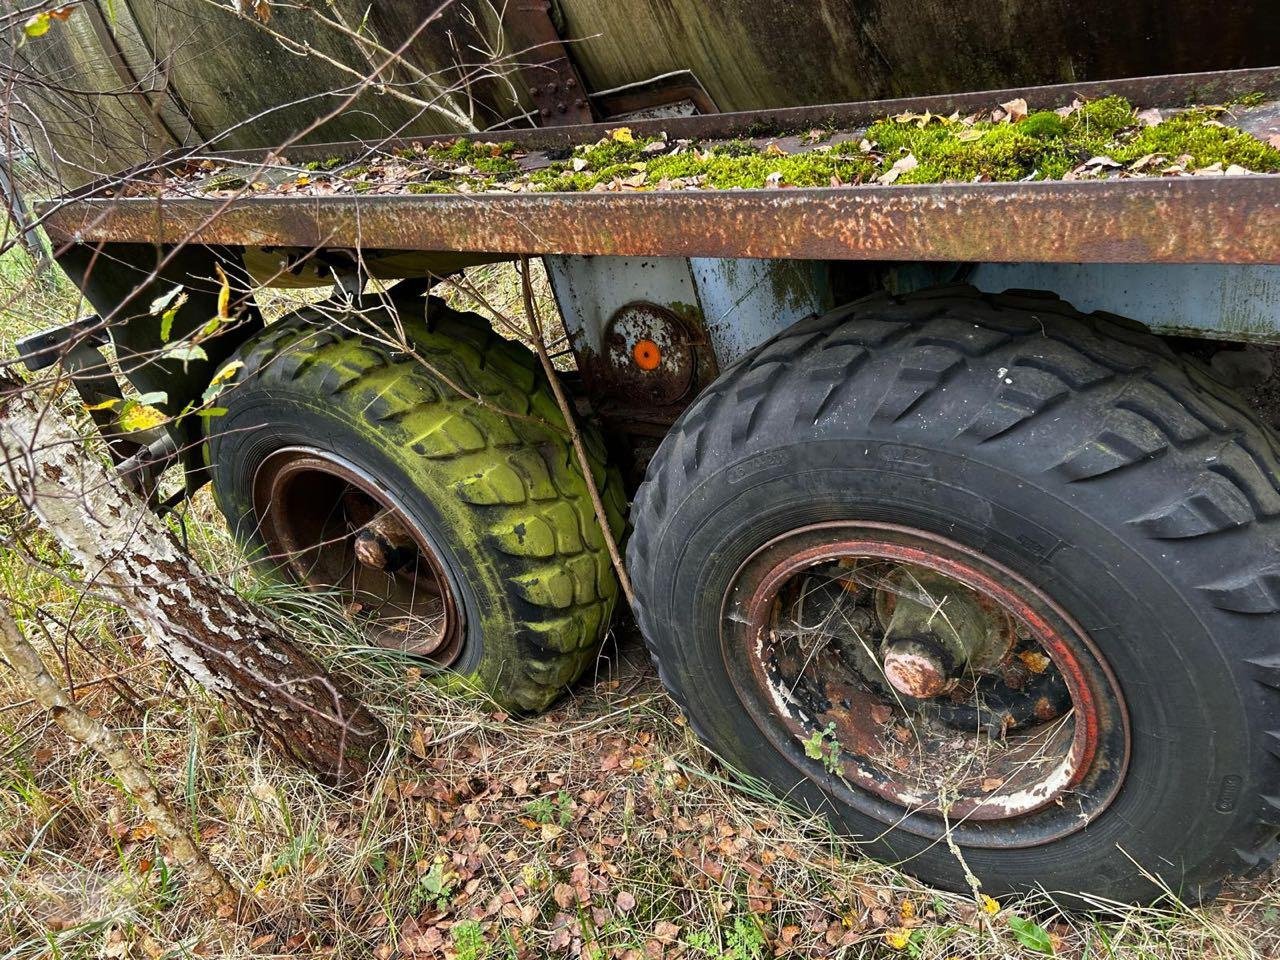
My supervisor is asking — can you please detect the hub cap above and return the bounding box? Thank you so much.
[722,523,1129,845]
[252,448,464,665]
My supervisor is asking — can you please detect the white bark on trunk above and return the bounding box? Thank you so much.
[0,378,386,781]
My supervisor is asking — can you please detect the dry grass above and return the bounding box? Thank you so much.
[0,246,1277,959]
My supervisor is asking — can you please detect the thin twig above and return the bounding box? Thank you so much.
[518,258,636,609]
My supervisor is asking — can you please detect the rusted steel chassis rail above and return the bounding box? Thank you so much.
[39,67,1280,266]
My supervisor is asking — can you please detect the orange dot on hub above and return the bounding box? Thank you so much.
[633,339,662,371]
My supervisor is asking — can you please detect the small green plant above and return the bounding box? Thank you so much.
[1008,914,1056,955]
[451,920,489,960]
[725,915,767,960]
[523,790,574,827]
[270,830,319,875]
[803,722,842,775]
[410,857,457,912]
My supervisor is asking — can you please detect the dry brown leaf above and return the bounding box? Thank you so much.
[877,153,918,185]
[1000,97,1029,123]
[408,727,429,759]
[1136,107,1163,127]
[652,921,681,943]
[553,883,578,908]
[616,890,637,913]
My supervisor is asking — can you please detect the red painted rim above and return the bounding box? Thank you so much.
[720,522,1130,844]
[252,447,464,666]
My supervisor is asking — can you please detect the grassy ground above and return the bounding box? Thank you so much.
[1,245,1277,959]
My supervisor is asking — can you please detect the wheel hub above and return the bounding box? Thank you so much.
[874,567,1016,698]
[251,448,464,665]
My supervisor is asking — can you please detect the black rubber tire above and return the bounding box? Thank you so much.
[206,298,626,712]
[628,285,1280,903]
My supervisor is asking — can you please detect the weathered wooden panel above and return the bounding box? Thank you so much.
[8,0,1279,187]
[558,0,1280,111]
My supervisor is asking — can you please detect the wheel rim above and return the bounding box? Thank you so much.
[252,448,464,666]
[722,522,1130,846]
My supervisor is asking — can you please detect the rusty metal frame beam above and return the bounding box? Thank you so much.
[42,176,1280,266]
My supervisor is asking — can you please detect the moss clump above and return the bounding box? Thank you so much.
[1231,91,1267,107]
[575,137,648,168]
[1111,108,1280,171]
[711,140,761,158]
[424,138,520,175]
[673,150,876,188]
[861,96,1280,184]
[303,156,343,171]
[201,173,248,192]
[1019,111,1067,139]
[1065,96,1136,140]
[405,180,458,194]
[865,118,1075,183]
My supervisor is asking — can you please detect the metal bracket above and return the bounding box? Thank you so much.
[505,1,595,126]
[590,70,719,121]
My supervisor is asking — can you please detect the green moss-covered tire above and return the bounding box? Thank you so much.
[205,298,626,712]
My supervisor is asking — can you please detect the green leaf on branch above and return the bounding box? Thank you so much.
[23,14,51,37]
[162,343,208,366]
[151,287,188,343]
[23,6,74,38]
[201,361,242,404]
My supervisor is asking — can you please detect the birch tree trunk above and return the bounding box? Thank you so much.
[0,376,387,782]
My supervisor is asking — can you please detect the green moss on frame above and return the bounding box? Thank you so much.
[325,96,1280,197]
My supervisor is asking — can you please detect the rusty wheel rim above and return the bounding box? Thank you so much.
[252,448,464,666]
[722,522,1129,846]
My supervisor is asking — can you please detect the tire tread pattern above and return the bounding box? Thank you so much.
[212,299,624,711]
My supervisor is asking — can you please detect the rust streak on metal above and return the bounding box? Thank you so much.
[42,176,1280,265]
